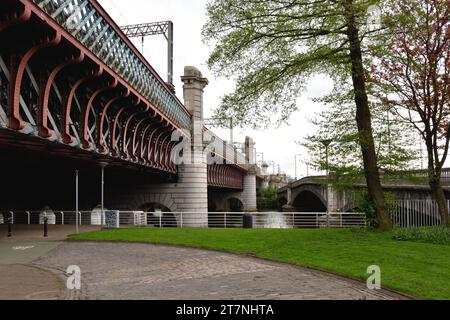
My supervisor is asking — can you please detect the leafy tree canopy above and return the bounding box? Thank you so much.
[202,0,383,128]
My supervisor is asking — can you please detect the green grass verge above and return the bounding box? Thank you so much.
[68,228,450,300]
[393,226,450,245]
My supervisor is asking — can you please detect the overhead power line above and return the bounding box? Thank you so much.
[121,21,174,91]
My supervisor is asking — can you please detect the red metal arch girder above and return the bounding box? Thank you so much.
[121,106,149,158]
[227,166,232,187]
[214,165,219,186]
[131,111,157,160]
[81,79,118,149]
[110,97,141,156]
[207,166,212,184]
[160,128,177,170]
[9,31,61,130]
[222,165,228,187]
[0,4,31,33]
[147,126,168,164]
[212,165,221,187]
[216,165,221,187]
[21,0,186,132]
[163,131,179,171]
[214,166,219,186]
[109,106,126,156]
[215,165,220,187]
[62,66,103,144]
[210,165,216,186]
[155,134,170,169]
[97,88,130,153]
[139,121,161,163]
[207,165,212,185]
[38,51,85,138]
[144,117,167,161]
[157,133,175,170]
[151,130,170,167]
[235,170,241,189]
[131,117,150,160]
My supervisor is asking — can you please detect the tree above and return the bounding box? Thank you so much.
[257,186,279,211]
[369,0,450,225]
[203,0,392,229]
[302,83,419,186]
[301,83,420,222]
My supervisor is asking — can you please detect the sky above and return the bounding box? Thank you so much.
[98,0,334,178]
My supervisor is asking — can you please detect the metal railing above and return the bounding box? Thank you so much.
[252,212,366,229]
[0,211,365,229]
[391,200,450,228]
[2,202,449,229]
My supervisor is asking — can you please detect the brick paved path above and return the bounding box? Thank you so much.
[32,242,407,300]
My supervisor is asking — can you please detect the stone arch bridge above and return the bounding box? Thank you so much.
[278,172,450,212]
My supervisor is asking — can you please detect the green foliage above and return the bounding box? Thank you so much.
[202,0,386,128]
[353,190,397,228]
[257,186,277,199]
[393,226,450,245]
[257,187,279,211]
[301,82,420,190]
[354,191,377,225]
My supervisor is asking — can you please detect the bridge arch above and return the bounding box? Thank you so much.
[209,192,246,212]
[225,197,244,212]
[278,196,288,211]
[292,186,327,212]
[130,193,179,213]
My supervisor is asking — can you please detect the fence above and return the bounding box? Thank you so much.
[391,200,450,228]
[1,200,449,229]
[0,211,365,229]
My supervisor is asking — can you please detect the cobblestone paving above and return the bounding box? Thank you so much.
[32,242,407,300]
[0,264,62,300]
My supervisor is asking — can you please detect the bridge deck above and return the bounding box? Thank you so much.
[0,0,248,190]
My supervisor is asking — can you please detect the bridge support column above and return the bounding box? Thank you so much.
[287,188,292,204]
[327,186,339,212]
[106,67,210,227]
[242,136,257,211]
[176,66,209,225]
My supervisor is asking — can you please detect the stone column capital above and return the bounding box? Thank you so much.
[181,66,209,90]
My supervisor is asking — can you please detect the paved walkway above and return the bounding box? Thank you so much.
[0,225,100,241]
[0,225,99,300]
[31,242,406,300]
[0,226,408,300]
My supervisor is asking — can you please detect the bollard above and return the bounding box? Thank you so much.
[242,213,253,229]
[44,216,48,237]
[7,217,12,238]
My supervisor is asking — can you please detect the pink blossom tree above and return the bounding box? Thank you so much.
[370,0,450,225]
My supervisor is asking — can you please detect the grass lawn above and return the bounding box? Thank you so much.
[69,228,450,300]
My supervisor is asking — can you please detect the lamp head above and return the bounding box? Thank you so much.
[320,139,332,147]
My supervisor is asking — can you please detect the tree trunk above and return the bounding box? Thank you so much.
[344,0,392,230]
[429,177,450,226]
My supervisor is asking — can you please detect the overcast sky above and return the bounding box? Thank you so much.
[98,0,334,178]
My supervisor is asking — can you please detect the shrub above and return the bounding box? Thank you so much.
[257,187,279,211]
[393,226,450,245]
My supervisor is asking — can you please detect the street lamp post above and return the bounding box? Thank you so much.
[321,139,332,227]
[99,162,108,226]
[294,154,304,181]
[295,154,298,180]
[75,169,79,234]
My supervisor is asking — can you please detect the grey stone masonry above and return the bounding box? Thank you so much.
[243,136,257,211]
[109,67,210,226]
